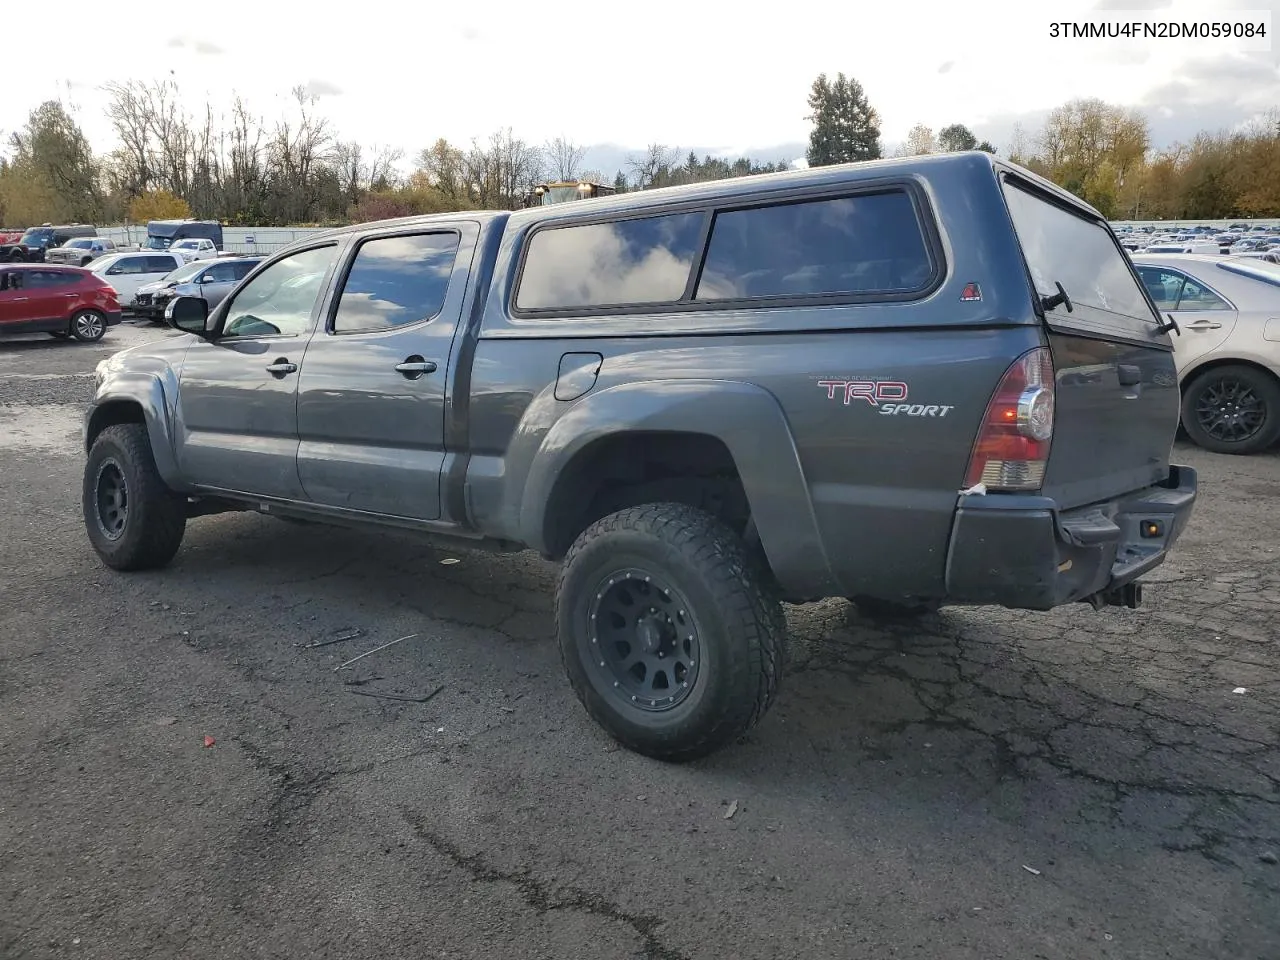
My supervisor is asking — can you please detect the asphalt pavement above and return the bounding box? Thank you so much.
[1,322,1277,960]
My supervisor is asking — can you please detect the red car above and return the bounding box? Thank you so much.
[0,264,122,342]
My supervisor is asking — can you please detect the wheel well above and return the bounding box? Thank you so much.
[542,431,752,561]
[1181,358,1280,394]
[86,401,145,452]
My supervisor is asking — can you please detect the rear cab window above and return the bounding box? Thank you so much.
[511,184,939,316]
[1001,177,1162,343]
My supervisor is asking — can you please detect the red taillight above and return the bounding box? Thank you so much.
[963,347,1056,491]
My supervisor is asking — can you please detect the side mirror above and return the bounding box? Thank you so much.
[165,295,212,336]
[199,274,214,283]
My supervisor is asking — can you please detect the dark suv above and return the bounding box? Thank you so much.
[83,152,1197,760]
[2,224,98,262]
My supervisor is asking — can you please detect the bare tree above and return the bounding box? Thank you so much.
[266,85,335,222]
[543,135,586,181]
[627,143,678,189]
[463,128,544,208]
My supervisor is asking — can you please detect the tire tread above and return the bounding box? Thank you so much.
[555,502,786,762]
[84,424,186,570]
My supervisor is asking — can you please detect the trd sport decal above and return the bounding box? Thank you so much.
[817,379,955,418]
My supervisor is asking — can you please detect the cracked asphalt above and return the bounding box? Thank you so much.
[1,324,1277,960]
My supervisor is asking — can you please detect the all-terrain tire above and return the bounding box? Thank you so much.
[1180,364,1280,455]
[556,502,786,762]
[83,424,186,571]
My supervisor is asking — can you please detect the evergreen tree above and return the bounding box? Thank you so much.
[938,123,978,152]
[805,73,882,167]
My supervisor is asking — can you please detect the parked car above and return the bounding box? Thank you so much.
[133,256,263,321]
[170,238,219,262]
[1234,251,1280,265]
[130,259,226,320]
[45,237,120,267]
[1,224,98,263]
[84,152,1198,761]
[90,251,186,305]
[1131,253,1280,454]
[1144,241,1221,255]
[0,264,121,342]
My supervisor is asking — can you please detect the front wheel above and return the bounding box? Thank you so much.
[69,309,107,342]
[83,424,187,570]
[556,503,786,762]
[1181,365,1280,455]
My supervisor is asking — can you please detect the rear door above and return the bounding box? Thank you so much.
[1001,176,1181,508]
[295,223,478,519]
[1132,263,1239,374]
[22,270,74,324]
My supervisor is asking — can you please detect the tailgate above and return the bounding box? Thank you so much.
[1002,176,1181,509]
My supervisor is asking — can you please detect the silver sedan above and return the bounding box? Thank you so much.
[1130,253,1280,455]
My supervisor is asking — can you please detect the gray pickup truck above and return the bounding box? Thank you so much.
[82,152,1198,761]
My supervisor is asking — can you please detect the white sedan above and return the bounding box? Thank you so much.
[1130,253,1280,455]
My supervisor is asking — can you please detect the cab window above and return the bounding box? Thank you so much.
[221,245,338,339]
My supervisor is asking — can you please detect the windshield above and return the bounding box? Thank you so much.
[144,235,172,250]
[65,239,94,249]
[541,186,584,205]
[163,260,211,283]
[20,228,53,246]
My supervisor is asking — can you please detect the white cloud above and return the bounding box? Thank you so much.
[2,0,1268,164]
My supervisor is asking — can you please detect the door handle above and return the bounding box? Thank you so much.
[265,359,298,377]
[1185,319,1222,330]
[395,357,437,379]
[10,296,28,302]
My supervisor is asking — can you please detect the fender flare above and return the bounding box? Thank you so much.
[85,373,182,489]
[518,379,838,599]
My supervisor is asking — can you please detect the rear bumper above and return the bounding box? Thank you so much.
[104,309,123,327]
[944,464,1198,611]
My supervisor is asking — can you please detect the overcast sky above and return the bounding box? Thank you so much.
[4,0,1277,170]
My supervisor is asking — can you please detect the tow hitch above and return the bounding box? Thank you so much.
[1084,582,1143,611]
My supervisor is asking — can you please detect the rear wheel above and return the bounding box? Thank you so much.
[556,503,785,762]
[69,309,106,343]
[83,424,186,570]
[1181,365,1280,455]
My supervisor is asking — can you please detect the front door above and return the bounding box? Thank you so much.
[295,223,479,519]
[175,242,344,501]
[0,269,24,326]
